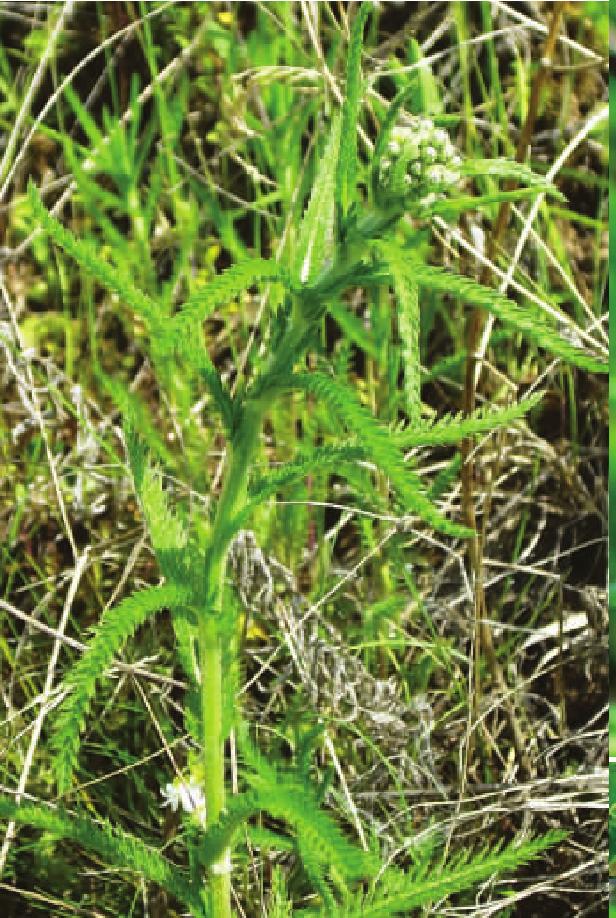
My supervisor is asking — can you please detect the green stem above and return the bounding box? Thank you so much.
[199,403,263,918]
[306,207,399,300]
[197,273,338,915]
[200,613,231,917]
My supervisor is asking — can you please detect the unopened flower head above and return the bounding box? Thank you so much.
[376,115,461,211]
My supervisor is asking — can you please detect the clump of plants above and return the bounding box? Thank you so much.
[1,5,606,916]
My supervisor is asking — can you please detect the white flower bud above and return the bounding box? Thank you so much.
[375,113,461,211]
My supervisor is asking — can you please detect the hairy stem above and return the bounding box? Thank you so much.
[198,297,316,914]
[200,614,229,915]
[197,225,376,913]
[199,405,263,918]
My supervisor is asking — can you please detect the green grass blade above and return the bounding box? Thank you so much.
[461,157,558,187]
[293,115,341,285]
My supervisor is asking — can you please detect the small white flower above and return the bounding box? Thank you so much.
[211,850,233,875]
[161,776,207,826]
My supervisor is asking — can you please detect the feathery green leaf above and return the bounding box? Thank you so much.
[221,443,371,543]
[173,258,283,328]
[28,181,157,322]
[241,744,378,884]
[250,444,366,504]
[0,797,202,913]
[154,317,236,434]
[199,790,261,868]
[124,425,187,569]
[378,241,421,422]
[303,830,566,916]
[290,373,472,539]
[52,582,188,794]
[411,263,607,373]
[395,391,542,448]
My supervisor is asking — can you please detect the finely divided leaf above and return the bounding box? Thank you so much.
[52,582,188,793]
[237,740,378,884]
[199,790,261,868]
[249,444,366,505]
[290,372,472,539]
[0,798,200,912]
[28,181,157,322]
[378,241,421,423]
[162,319,236,434]
[174,258,283,327]
[411,263,607,374]
[125,426,187,567]
[395,392,543,448]
[306,830,566,916]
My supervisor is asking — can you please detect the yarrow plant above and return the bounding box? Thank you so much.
[1,5,606,917]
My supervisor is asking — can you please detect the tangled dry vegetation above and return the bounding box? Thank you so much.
[0,2,608,916]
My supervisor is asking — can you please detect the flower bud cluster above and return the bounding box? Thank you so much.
[376,116,462,210]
